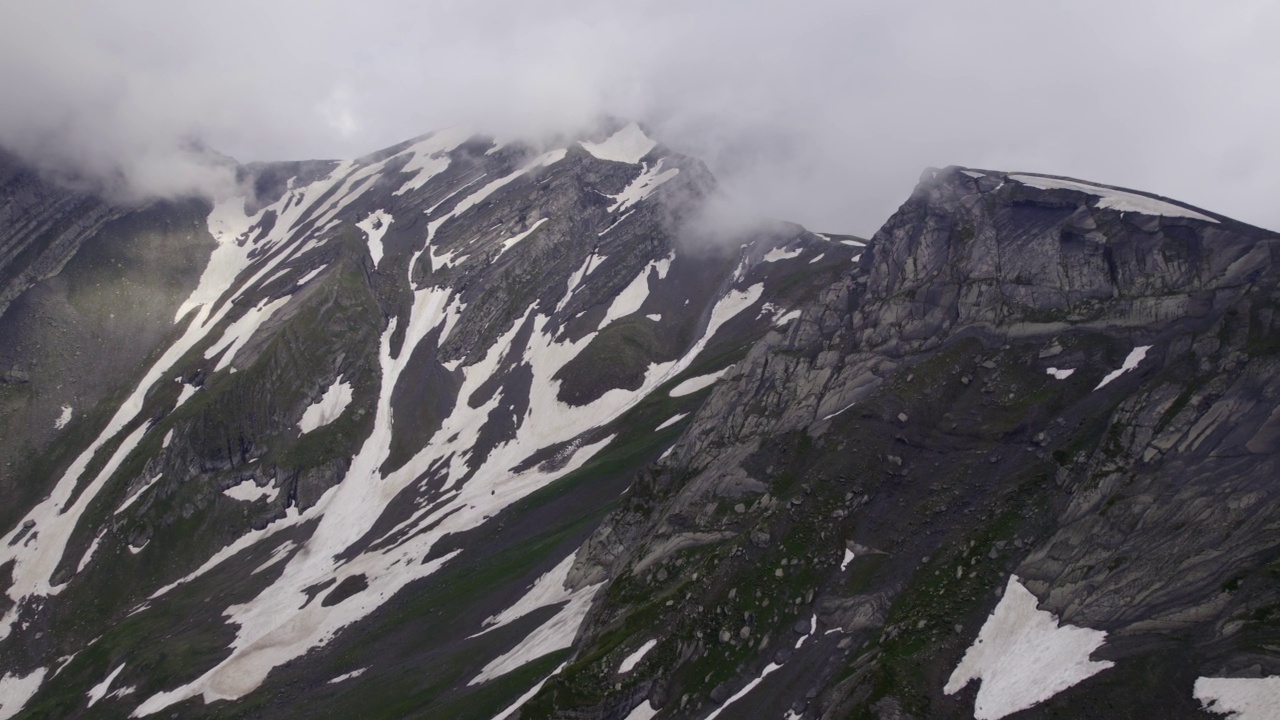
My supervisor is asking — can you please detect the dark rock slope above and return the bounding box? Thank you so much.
[537,167,1280,719]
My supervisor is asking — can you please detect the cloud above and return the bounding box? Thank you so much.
[0,1,1276,233]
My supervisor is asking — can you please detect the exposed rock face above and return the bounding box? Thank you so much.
[1,127,1277,720]
[545,167,1280,719]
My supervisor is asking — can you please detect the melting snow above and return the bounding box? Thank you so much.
[488,662,567,720]
[1046,367,1075,380]
[609,160,680,214]
[497,217,549,256]
[251,541,297,575]
[1009,175,1218,223]
[298,378,353,434]
[599,255,672,329]
[618,639,658,674]
[622,700,660,720]
[76,531,107,574]
[580,123,657,164]
[705,662,784,720]
[656,413,689,432]
[175,383,198,408]
[0,667,45,720]
[944,575,1113,720]
[223,480,279,503]
[326,668,367,684]
[393,127,472,197]
[86,663,125,707]
[115,474,162,515]
[294,265,327,287]
[477,552,578,636]
[54,405,72,429]
[470,583,601,685]
[204,295,293,373]
[773,309,801,327]
[356,209,392,267]
[762,246,802,263]
[840,548,856,572]
[670,367,733,398]
[794,614,817,649]
[1094,346,1151,390]
[1194,676,1280,719]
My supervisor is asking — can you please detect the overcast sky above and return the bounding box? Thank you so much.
[1,1,1276,236]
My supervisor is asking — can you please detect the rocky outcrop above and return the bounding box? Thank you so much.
[550,167,1280,719]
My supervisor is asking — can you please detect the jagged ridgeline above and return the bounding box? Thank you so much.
[0,124,1277,720]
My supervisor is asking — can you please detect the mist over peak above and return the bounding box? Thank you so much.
[1,1,1276,235]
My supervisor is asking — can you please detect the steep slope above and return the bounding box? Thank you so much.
[0,122,860,719]
[530,167,1280,719]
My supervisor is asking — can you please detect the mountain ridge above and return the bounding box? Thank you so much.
[0,125,1277,720]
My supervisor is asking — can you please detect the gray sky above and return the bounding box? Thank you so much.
[1,1,1276,236]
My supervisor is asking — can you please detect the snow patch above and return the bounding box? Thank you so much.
[622,700,660,720]
[1010,175,1218,223]
[326,668,367,685]
[204,295,293,373]
[656,413,689,432]
[393,127,472,196]
[599,255,672,329]
[963,170,986,178]
[1046,367,1075,380]
[488,662,567,720]
[704,662,784,720]
[470,583,601,685]
[86,663,125,707]
[773,309,801,327]
[809,253,825,264]
[580,123,656,164]
[497,217,549,256]
[1094,345,1151,390]
[762,246,802,263]
[294,265,327,287]
[54,405,72,429]
[944,575,1113,720]
[670,367,732,398]
[618,639,658,674]
[1194,676,1280,719]
[477,552,578,636]
[223,480,279,503]
[0,667,45,720]
[75,530,107,574]
[175,382,198,408]
[609,160,680,214]
[298,378,353,434]
[840,548,856,572]
[356,209,392,267]
[115,474,162,515]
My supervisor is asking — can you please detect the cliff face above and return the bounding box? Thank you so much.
[545,167,1280,719]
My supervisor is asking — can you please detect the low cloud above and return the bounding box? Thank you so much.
[1,1,1276,233]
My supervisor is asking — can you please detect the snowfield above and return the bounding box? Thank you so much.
[1010,174,1217,223]
[945,575,1113,720]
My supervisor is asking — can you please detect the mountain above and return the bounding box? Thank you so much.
[0,123,1277,720]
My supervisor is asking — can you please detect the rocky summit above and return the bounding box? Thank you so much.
[0,122,1277,720]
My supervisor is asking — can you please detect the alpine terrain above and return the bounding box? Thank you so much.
[0,121,1278,720]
